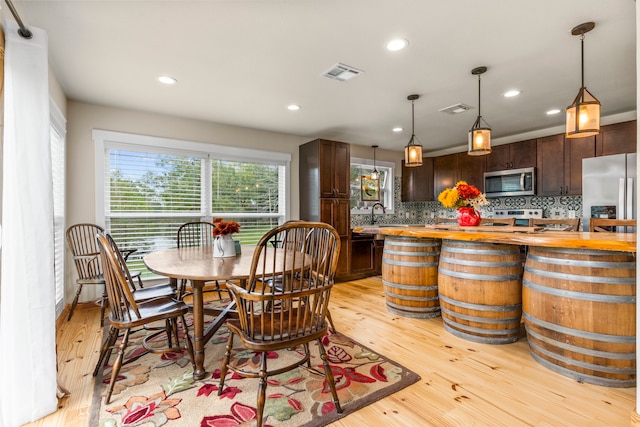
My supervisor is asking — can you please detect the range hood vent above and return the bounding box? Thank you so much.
[439,103,472,114]
[322,63,364,82]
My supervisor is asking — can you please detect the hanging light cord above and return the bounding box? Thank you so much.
[580,32,585,89]
[477,73,482,119]
[5,0,32,39]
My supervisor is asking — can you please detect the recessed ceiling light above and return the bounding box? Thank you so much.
[158,75,177,85]
[386,39,408,51]
[546,109,561,115]
[287,104,301,111]
[503,90,521,98]
[392,127,404,132]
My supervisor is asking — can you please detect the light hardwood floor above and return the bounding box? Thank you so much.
[28,276,636,426]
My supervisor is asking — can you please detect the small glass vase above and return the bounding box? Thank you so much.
[457,207,481,226]
[213,235,236,257]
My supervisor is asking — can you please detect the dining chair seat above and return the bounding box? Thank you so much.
[218,221,343,426]
[93,233,194,404]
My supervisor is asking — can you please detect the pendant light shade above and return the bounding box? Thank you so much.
[566,22,600,138]
[370,145,379,180]
[468,66,491,156]
[404,94,423,167]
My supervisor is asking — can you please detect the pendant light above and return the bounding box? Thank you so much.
[468,66,491,156]
[370,145,379,180]
[566,22,600,138]
[404,94,423,167]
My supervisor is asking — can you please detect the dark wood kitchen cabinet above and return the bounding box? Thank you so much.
[485,139,537,172]
[349,233,384,279]
[596,120,637,156]
[300,139,351,279]
[434,152,485,196]
[402,157,434,201]
[536,134,595,196]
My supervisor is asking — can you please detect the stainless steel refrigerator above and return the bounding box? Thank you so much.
[582,153,637,231]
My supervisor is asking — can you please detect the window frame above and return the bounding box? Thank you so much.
[93,130,292,274]
[350,157,395,214]
[51,99,67,317]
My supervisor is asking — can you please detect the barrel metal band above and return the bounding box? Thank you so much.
[382,279,438,291]
[528,351,636,387]
[528,339,636,375]
[386,300,440,313]
[523,278,636,303]
[522,311,636,343]
[525,326,635,360]
[524,265,637,286]
[383,289,439,302]
[438,267,521,282]
[530,246,630,257]
[383,249,441,257]
[527,252,636,269]
[442,245,519,256]
[440,305,518,324]
[383,258,439,268]
[439,294,521,312]
[439,255,522,268]
[442,317,519,336]
[386,238,440,247]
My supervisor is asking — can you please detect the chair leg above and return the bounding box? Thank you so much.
[317,338,342,413]
[105,328,131,404]
[218,333,234,393]
[99,289,108,327]
[67,283,84,321]
[179,315,195,370]
[256,351,268,427]
[93,326,119,377]
[327,309,337,333]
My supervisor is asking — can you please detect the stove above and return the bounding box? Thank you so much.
[493,208,543,226]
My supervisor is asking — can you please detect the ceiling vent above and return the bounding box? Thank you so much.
[439,103,472,114]
[322,63,364,82]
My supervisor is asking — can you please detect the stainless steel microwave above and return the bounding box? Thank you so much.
[483,167,535,198]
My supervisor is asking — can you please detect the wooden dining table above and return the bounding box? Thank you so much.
[143,245,309,379]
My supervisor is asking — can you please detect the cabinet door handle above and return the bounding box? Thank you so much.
[560,187,563,195]
[506,162,510,169]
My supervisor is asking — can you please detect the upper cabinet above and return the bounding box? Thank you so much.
[434,152,485,196]
[401,157,434,201]
[485,139,537,172]
[300,139,350,202]
[536,134,595,196]
[318,140,350,198]
[596,121,637,156]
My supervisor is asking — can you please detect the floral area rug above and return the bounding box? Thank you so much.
[90,313,420,427]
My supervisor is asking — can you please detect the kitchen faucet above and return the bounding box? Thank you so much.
[370,202,386,225]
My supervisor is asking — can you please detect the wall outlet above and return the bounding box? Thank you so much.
[568,210,576,218]
[406,212,410,219]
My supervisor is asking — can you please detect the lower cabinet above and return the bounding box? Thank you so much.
[343,232,383,280]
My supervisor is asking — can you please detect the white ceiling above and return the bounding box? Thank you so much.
[7,0,638,153]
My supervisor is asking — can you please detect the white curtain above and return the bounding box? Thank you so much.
[0,21,57,426]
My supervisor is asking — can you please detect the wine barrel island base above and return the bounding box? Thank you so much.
[355,225,637,387]
[438,240,524,344]
[381,236,441,319]
[523,246,636,388]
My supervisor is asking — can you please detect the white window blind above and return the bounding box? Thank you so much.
[51,100,66,317]
[51,124,65,315]
[96,131,290,278]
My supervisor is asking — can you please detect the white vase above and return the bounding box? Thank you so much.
[213,235,236,258]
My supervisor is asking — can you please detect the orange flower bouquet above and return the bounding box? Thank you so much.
[212,217,241,236]
[438,181,488,210]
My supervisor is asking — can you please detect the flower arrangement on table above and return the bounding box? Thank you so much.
[438,181,489,226]
[212,217,241,236]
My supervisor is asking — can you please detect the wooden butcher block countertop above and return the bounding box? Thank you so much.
[352,224,637,253]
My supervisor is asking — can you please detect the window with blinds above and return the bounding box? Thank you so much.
[96,131,290,278]
[51,114,66,316]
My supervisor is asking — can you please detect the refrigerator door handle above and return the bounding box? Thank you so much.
[626,178,633,220]
[618,178,625,219]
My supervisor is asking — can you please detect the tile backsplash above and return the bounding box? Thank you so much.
[351,180,582,227]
